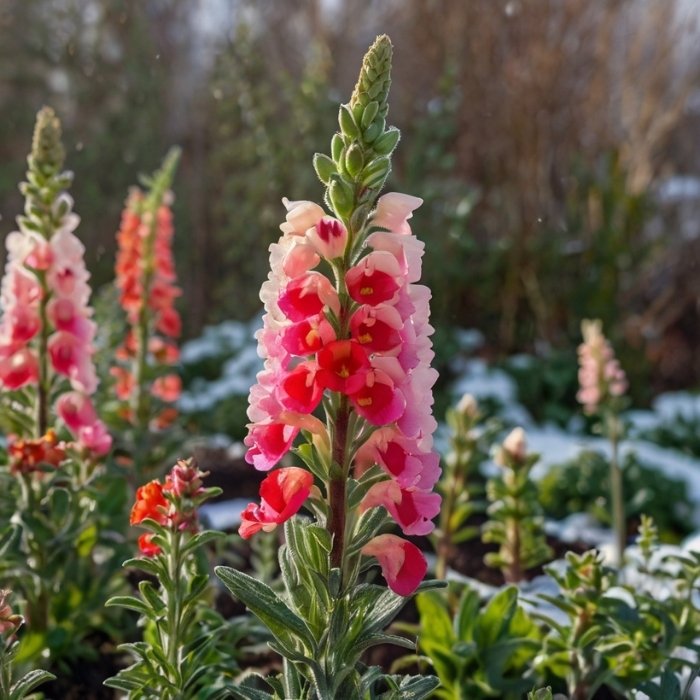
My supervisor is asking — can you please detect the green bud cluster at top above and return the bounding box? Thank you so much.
[138,146,180,216]
[313,34,400,233]
[19,107,74,245]
[30,106,65,176]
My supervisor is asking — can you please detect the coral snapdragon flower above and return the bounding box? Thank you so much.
[239,467,314,539]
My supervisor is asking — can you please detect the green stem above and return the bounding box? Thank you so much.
[34,257,51,438]
[330,397,349,571]
[436,443,467,580]
[164,528,183,697]
[505,517,523,584]
[609,414,625,568]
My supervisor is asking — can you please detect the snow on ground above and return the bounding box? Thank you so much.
[178,318,263,413]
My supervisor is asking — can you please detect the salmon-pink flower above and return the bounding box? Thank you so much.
[130,480,168,525]
[56,391,98,432]
[8,429,66,475]
[5,306,40,343]
[372,193,423,235]
[110,366,136,400]
[362,534,427,596]
[152,374,182,403]
[239,467,313,539]
[78,420,112,456]
[137,534,161,557]
[48,331,97,394]
[316,340,369,394]
[355,428,440,490]
[577,320,627,415]
[282,241,320,279]
[0,590,23,637]
[281,198,326,236]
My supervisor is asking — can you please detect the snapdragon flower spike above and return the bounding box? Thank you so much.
[243,190,439,596]
[577,319,628,414]
[113,150,182,426]
[0,108,110,454]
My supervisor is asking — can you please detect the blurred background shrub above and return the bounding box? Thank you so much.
[2,0,700,399]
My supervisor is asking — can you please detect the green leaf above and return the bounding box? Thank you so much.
[139,580,165,615]
[454,586,480,640]
[105,595,152,617]
[9,669,55,700]
[181,529,223,556]
[355,632,415,655]
[49,486,71,523]
[473,586,518,648]
[215,566,315,651]
[122,556,163,577]
[228,681,275,700]
[378,674,440,700]
[417,591,453,644]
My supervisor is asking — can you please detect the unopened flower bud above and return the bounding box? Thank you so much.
[502,427,527,463]
[456,393,478,419]
[167,458,206,499]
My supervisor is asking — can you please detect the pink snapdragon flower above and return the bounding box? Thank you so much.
[577,319,628,414]
[242,192,439,596]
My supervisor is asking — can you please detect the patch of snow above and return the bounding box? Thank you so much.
[683,531,700,552]
[656,175,700,203]
[452,359,508,397]
[626,409,659,434]
[180,318,261,365]
[545,513,613,547]
[652,391,700,423]
[199,498,249,531]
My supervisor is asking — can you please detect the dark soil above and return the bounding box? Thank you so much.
[447,515,591,586]
[191,443,263,501]
[41,634,125,700]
